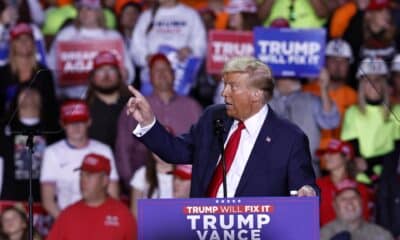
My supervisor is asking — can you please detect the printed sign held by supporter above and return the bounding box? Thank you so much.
[207,30,254,74]
[138,197,319,240]
[254,27,326,77]
[140,45,202,96]
[56,39,124,86]
[14,135,46,180]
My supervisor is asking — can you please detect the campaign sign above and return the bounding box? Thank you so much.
[138,197,319,240]
[207,30,254,74]
[56,39,124,86]
[254,27,326,77]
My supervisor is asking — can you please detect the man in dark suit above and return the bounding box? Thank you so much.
[126,56,317,198]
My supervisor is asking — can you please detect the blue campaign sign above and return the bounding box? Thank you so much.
[138,197,319,240]
[253,27,326,78]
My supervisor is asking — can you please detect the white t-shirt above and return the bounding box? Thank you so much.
[129,166,173,198]
[130,3,206,67]
[40,139,119,210]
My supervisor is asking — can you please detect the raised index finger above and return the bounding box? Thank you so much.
[128,85,144,99]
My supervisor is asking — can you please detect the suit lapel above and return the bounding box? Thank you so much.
[234,107,278,196]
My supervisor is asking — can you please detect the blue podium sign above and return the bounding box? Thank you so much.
[138,197,319,240]
[254,27,326,78]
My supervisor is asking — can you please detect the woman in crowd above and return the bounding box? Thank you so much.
[0,206,41,240]
[0,23,58,127]
[129,150,174,217]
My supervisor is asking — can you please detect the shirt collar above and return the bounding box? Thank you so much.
[233,104,268,138]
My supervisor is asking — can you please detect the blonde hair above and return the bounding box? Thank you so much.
[358,76,391,120]
[9,38,38,74]
[222,56,274,100]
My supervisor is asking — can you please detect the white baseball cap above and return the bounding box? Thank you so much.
[325,39,353,62]
[391,54,400,72]
[356,58,389,78]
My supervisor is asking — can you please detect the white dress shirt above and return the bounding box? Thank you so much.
[216,105,268,197]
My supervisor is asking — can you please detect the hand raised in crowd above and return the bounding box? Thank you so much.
[177,47,192,62]
[126,86,155,127]
[319,67,330,91]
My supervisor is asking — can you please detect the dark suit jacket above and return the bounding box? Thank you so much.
[138,104,317,198]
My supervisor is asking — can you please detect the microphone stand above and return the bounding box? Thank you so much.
[215,120,228,198]
[26,132,34,240]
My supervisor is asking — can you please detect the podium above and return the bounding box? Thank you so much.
[138,197,319,240]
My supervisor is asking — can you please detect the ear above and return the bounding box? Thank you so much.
[251,90,262,101]
[102,174,110,187]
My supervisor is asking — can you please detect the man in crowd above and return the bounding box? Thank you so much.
[268,71,340,177]
[126,56,317,198]
[303,39,357,149]
[86,50,130,150]
[115,53,201,194]
[47,153,137,240]
[40,100,119,218]
[321,179,393,240]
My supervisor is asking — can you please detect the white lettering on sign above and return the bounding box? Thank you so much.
[256,40,321,66]
[212,41,254,62]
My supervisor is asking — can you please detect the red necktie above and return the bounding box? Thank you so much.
[207,121,245,197]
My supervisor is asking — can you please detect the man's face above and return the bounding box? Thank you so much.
[63,121,90,142]
[150,60,174,92]
[326,56,350,82]
[334,189,362,222]
[80,171,108,201]
[93,65,120,94]
[221,72,258,120]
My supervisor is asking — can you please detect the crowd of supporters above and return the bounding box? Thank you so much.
[0,0,399,239]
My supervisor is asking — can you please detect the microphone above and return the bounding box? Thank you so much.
[213,111,226,137]
[212,110,228,198]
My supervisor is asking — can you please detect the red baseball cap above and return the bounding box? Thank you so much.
[10,23,33,40]
[76,153,111,175]
[148,53,172,70]
[335,179,360,197]
[367,0,390,11]
[316,139,354,159]
[60,100,90,124]
[270,18,290,28]
[93,51,119,70]
[172,165,192,180]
